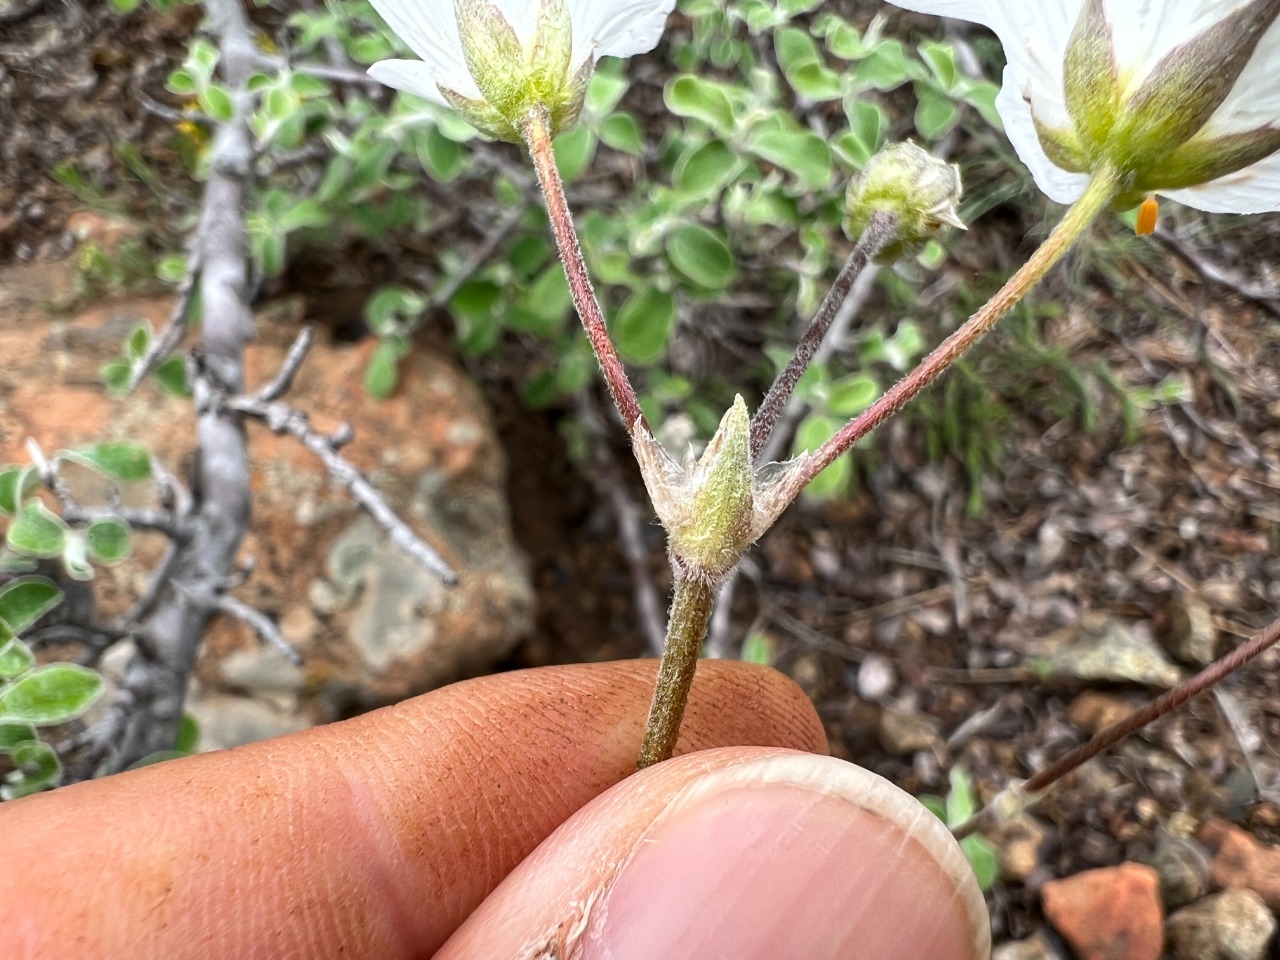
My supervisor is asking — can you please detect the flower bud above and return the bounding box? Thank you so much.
[844,141,965,262]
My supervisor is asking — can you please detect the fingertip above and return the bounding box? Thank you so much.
[440,749,991,960]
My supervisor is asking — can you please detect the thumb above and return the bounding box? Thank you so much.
[439,747,991,959]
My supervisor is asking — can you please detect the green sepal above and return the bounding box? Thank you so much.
[1061,0,1120,160]
[1114,0,1280,169]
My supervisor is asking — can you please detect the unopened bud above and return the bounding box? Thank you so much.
[844,141,965,261]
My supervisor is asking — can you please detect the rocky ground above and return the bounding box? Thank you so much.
[4,2,1280,959]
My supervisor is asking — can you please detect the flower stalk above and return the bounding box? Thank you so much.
[750,210,898,464]
[636,573,717,768]
[522,109,647,435]
[795,163,1123,487]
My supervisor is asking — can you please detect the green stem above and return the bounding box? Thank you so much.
[796,164,1123,486]
[637,573,717,769]
[522,109,647,435]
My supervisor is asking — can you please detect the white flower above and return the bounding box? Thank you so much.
[367,0,675,137]
[886,0,1280,214]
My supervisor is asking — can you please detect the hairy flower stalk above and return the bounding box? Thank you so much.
[524,111,646,434]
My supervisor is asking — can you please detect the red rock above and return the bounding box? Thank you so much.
[1042,863,1164,960]
[1199,819,1280,911]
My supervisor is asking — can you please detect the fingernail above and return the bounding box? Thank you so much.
[577,755,988,960]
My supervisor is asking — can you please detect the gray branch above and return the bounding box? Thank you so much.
[92,0,261,775]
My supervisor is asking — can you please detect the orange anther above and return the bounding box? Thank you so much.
[1136,195,1158,235]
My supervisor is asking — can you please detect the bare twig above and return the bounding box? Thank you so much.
[206,591,302,666]
[218,331,458,585]
[952,612,1280,840]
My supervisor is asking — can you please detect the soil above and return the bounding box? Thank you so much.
[5,0,1280,952]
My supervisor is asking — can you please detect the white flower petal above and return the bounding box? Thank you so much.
[1100,0,1261,94]
[1198,17,1280,139]
[889,1,1085,195]
[570,0,676,66]
[996,76,1090,203]
[369,58,479,104]
[491,0,545,45]
[1163,151,1280,213]
[367,0,470,89]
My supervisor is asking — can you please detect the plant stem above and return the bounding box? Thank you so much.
[952,611,1280,840]
[750,210,898,464]
[637,573,718,768]
[523,109,647,435]
[795,164,1123,486]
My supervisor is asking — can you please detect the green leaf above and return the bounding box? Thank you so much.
[828,374,879,417]
[175,712,200,753]
[919,41,958,91]
[199,84,235,123]
[86,518,132,565]
[156,254,188,284]
[853,40,911,90]
[665,75,736,135]
[111,0,142,14]
[793,414,850,497]
[599,112,643,155]
[166,68,197,95]
[3,739,60,799]
[0,663,103,725]
[963,835,999,891]
[417,124,465,182]
[739,631,775,665]
[66,442,152,482]
[0,466,39,515]
[748,128,832,190]
[0,575,62,634]
[154,356,191,397]
[127,325,151,361]
[364,338,404,399]
[674,139,743,196]
[552,126,596,183]
[0,638,35,680]
[665,224,737,291]
[0,721,36,751]
[614,288,676,366]
[102,359,131,395]
[7,503,68,559]
[915,90,959,140]
[280,199,329,233]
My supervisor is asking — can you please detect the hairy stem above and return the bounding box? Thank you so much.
[523,109,647,435]
[750,210,897,463]
[637,573,718,769]
[795,165,1123,486]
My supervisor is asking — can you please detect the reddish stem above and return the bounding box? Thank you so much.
[523,110,646,435]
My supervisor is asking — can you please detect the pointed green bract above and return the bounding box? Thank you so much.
[1061,0,1119,162]
[451,0,589,140]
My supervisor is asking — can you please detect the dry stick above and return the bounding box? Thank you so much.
[636,574,718,768]
[522,109,647,436]
[749,210,898,463]
[796,164,1124,487]
[952,613,1280,841]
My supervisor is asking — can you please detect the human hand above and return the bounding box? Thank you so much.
[0,660,988,959]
